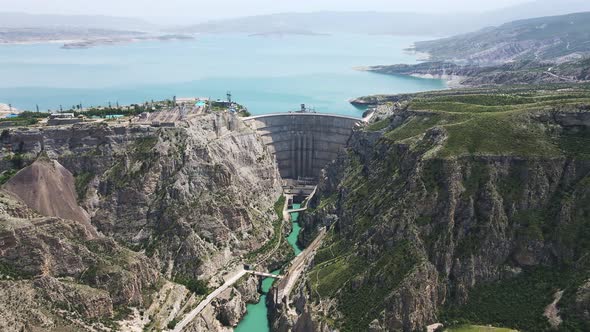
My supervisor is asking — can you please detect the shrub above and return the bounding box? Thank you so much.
[175,277,210,295]
[167,319,178,329]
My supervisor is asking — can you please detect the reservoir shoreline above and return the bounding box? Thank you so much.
[0,34,446,117]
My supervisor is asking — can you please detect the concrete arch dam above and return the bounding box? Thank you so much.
[244,113,363,180]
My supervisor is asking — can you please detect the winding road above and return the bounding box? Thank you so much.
[171,268,248,332]
[276,227,326,303]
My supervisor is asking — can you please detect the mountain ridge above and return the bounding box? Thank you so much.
[360,12,590,87]
[0,12,156,31]
[413,11,590,64]
[172,1,590,36]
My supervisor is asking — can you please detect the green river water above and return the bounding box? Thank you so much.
[234,203,303,331]
[286,204,303,256]
[233,269,280,332]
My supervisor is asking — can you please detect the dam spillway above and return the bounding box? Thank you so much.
[244,113,363,180]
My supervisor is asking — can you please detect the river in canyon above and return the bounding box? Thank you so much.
[234,203,303,331]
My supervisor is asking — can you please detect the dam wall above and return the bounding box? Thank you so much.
[244,113,362,180]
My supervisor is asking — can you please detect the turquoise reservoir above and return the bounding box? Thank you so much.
[0,34,446,116]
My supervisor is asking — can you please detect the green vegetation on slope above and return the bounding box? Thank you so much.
[74,171,94,201]
[306,84,590,332]
[245,195,286,261]
[442,266,589,332]
[381,85,590,158]
[173,277,210,295]
[105,135,160,190]
[309,228,421,331]
[446,325,517,332]
[0,111,48,126]
[0,168,17,185]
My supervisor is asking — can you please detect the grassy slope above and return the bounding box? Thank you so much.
[382,84,590,158]
[442,267,588,331]
[308,230,419,331]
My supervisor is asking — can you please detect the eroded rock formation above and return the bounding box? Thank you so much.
[0,112,283,331]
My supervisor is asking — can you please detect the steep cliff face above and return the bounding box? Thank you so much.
[287,88,590,331]
[1,113,282,278]
[89,114,282,279]
[0,112,283,330]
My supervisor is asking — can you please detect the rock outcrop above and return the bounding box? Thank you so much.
[0,112,283,331]
[0,189,159,331]
[3,156,94,233]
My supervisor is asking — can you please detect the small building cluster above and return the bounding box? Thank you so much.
[175,97,210,106]
[47,113,84,125]
[1,92,250,129]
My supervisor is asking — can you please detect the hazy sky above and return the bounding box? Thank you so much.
[0,0,533,20]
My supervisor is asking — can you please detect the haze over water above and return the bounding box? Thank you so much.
[0,34,446,117]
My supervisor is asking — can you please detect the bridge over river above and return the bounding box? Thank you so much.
[170,205,327,332]
[244,112,364,180]
[171,269,284,332]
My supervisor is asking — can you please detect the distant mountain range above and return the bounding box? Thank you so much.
[414,11,590,64]
[0,13,189,46]
[362,12,590,87]
[0,12,156,31]
[1,0,589,47]
[2,0,589,37]
[173,0,590,36]
[0,27,145,44]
